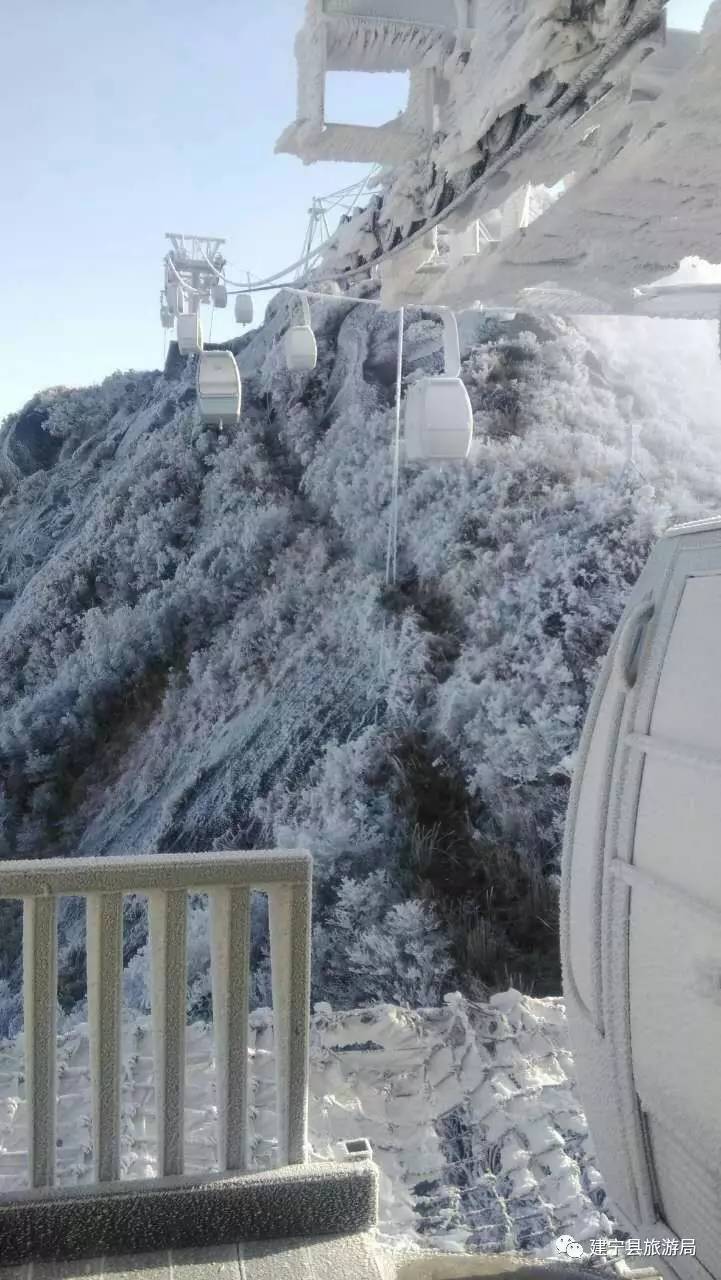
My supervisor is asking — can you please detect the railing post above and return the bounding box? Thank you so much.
[210,887,251,1172]
[148,888,187,1177]
[86,891,123,1183]
[23,895,57,1188]
[268,879,311,1166]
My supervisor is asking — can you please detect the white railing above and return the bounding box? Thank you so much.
[0,850,312,1193]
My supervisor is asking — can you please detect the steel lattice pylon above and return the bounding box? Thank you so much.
[296,169,382,279]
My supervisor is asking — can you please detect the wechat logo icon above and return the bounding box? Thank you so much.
[556,1234,585,1259]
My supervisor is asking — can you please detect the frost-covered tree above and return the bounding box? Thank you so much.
[312,872,454,1007]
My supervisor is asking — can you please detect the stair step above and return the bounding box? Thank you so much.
[0,1232,389,1280]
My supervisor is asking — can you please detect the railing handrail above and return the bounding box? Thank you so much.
[0,848,312,898]
[0,848,313,1195]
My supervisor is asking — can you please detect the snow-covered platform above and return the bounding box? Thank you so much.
[0,1231,390,1279]
[0,1161,379,1269]
[0,1239,668,1280]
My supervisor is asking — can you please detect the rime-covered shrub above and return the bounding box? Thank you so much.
[312,872,454,1007]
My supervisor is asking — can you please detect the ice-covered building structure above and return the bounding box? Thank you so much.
[278,0,721,318]
[276,1,480,166]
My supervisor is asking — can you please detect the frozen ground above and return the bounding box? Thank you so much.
[0,991,611,1258]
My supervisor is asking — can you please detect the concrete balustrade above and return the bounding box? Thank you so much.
[0,850,313,1193]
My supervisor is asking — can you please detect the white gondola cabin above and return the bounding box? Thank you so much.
[176,313,203,356]
[285,293,317,372]
[211,282,228,308]
[196,350,242,426]
[403,309,472,462]
[561,515,721,1280]
[404,377,473,462]
[235,293,254,325]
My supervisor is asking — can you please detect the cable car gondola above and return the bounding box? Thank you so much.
[284,293,317,372]
[196,350,242,425]
[404,309,473,462]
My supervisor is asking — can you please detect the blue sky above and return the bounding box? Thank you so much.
[0,0,710,423]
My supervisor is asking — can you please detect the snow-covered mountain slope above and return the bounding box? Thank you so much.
[0,992,612,1257]
[1,298,721,1028]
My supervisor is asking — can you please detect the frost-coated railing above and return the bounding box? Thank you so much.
[0,850,312,1192]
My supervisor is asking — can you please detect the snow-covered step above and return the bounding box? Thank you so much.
[240,1233,390,1280]
[0,1161,379,1269]
[0,1232,390,1280]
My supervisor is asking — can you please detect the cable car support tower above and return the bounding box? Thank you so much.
[160,233,229,327]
